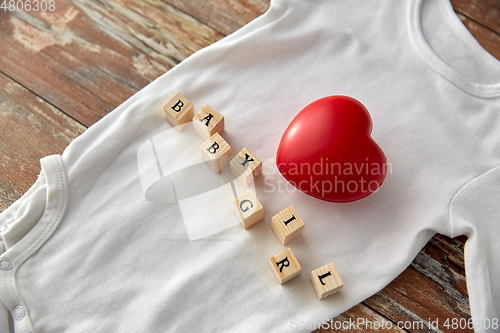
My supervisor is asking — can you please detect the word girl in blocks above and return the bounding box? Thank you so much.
[232,190,264,229]
[163,92,194,131]
[193,105,225,139]
[269,248,301,285]
[271,205,304,245]
[200,133,232,173]
[310,262,343,299]
[230,148,262,186]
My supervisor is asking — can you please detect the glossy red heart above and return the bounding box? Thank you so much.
[276,96,387,203]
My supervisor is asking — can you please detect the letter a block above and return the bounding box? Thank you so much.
[230,147,262,186]
[271,205,304,245]
[200,133,232,173]
[163,92,194,131]
[192,105,225,140]
[269,248,301,285]
[310,262,343,299]
[232,190,264,229]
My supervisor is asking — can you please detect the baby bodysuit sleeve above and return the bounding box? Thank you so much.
[449,165,500,332]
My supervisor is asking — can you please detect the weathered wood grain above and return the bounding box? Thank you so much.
[162,0,270,35]
[0,0,224,126]
[362,236,470,333]
[457,13,500,60]
[1,0,498,330]
[315,303,407,333]
[0,74,86,211]
[451,0,500,35]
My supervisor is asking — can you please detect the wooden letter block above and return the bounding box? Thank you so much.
[192,105,224,139]
[271,205,304,245]
[232,190,264,229]
[163,92,194,131]
[310,262,343,299]
[269,248,301,285]
[200,133,232,173]
[230,147,262,186]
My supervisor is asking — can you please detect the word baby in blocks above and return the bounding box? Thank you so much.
[163,92,194,131]
[200,133,232,173]
[269,248,301,285]
[230,148,262,186]
[193,105,225,140]
[271,205,304,245]
[310,262,343,299]
[232,190,264,229]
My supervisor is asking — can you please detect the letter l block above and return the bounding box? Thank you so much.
[310,262,343,299]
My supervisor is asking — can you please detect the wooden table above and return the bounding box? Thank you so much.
[1,1,499,332]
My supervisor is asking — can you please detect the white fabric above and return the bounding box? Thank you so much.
[1,0,499,332]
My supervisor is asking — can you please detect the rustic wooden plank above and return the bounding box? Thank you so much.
[362,235,470,333]
[457,12,500,60]
[313,303,407,333]
[3,0,495,330]
[0,73,86,211]
[0,0,224,127]
[162,0,270,35]
[451,0,500,35]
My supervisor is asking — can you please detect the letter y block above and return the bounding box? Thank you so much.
[230,147,262,186]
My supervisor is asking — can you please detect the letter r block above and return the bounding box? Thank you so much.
[192,105,225,140]
[232,190,264,229]
[163,92,194,131]
[269,248,301,285]
[310,262,343,299]
[230,147,262,186]
[271,205,304,245]
[200,133,232,173]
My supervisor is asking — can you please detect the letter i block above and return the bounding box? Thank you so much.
[310,262,343,299]
[232,190,264,229]
[163,92,194,131]
[230,148,262,186]
[200,133,232,173]
[269,248,301,285]
[271,205,304,245]
[192,105,225,140]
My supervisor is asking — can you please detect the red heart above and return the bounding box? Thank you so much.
[276,96,387,203]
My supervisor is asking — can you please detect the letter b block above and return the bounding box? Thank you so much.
[232,190,264,229]
[193,105,225,140]
[230,147,262,186]
[269,248,301,285]
[163,92,194,131]
[310,262,343,299]
[271,205,304,245]
[200,133,232,173]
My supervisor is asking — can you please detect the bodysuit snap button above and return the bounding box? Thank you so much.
[0,259,12,271]
[13,306,25,320]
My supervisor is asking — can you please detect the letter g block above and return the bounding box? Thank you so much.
[232,190,264,229]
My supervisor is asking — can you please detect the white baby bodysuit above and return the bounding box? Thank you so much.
[1,0,499,332]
